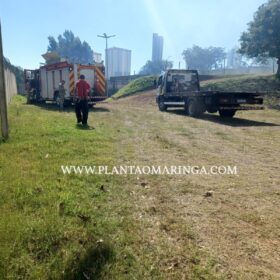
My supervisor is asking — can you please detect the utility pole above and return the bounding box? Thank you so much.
[0,21,8,140]
[97,33,116,96]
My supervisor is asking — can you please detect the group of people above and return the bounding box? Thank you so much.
[58,75,91,127]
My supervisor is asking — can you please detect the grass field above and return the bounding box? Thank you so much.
[0,76,280,279]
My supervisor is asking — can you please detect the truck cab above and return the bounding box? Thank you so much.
[156,69,200,111]
[158,69,200,94]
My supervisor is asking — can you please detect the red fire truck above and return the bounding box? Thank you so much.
[24,52,106,106]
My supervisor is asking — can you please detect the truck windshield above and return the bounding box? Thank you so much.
[167,72,198,92]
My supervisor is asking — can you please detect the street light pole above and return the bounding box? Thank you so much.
[97,33,116,96]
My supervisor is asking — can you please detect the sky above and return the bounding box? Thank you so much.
[0,0,267,73]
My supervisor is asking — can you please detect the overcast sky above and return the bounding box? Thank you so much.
[0,0,267,72]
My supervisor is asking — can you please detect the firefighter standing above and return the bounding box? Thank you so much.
[75,75,90,126]
[58,80,66,110]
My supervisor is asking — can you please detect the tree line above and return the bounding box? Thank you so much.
[141,0,280,76]
[44,0,280,77]
[5,0,277,83]
[47,30,94,64]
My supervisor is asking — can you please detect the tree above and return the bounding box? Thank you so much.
[47,30,93,64]
[139,60,173,75]
[182,45,226,73]
[239,0,280,76]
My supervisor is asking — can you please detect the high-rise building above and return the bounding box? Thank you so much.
[106,47,131,79]
[152,33,164,62]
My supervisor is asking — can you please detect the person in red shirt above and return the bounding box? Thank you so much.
[75,74,91,126]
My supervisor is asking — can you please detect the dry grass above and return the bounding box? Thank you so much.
[104,90,280,279]
[1,91,280,279]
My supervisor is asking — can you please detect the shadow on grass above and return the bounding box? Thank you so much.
[0,138,8,144]
[24,102,72,112]
[167,109,279,127]
[92,107,110,113]
[24,102,110,113]
[64,243,114,280]
[76,124,95,130]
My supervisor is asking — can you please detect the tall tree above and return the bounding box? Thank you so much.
[139,60,173,75]
[239,0,280,76]
[182,45,226,73]
[47,30,93,64]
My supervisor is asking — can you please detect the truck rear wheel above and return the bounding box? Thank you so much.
[187,99,204,118]
[219,109,236,118]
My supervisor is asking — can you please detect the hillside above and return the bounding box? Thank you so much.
[201,74,280,92]
[109,75,156,100]
[201,74,280,108]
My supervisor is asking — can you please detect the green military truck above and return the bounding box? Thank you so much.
[156,69,264,118]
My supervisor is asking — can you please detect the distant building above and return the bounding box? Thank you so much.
[152,33,163,62]
[106,47,131,79]
[93,52,102,64]
[227,47,243,69]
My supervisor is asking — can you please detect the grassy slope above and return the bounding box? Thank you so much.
[109,75,156,100]
[201,74,280,92]
[201,74,280,108]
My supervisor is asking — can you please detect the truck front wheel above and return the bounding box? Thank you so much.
[158,99,167,111]
[219,109,236,118]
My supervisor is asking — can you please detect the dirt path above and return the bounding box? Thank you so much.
[97,90,280,279]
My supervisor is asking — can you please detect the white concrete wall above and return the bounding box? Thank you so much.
[4,68,17,104]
